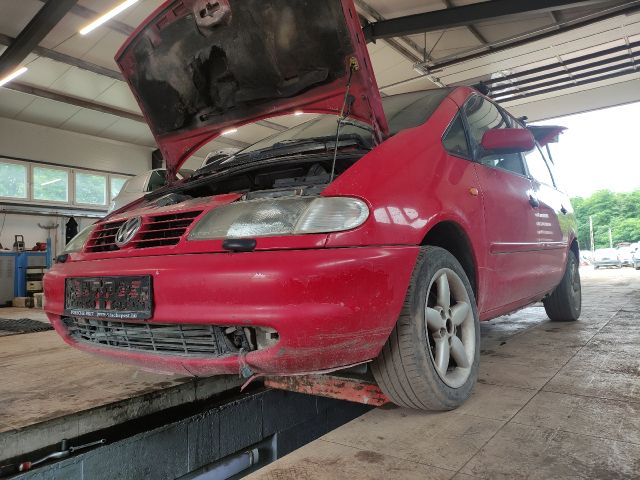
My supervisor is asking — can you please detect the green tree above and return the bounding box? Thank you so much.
[571,189,640,250]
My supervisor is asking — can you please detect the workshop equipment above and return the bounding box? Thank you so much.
[12,235,25,252]
[0,252,16,306]
[14,252,47,299]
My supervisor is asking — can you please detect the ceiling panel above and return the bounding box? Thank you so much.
[0,0,42,38]
[15,97,82,128]
[119,0,165,26]
[0,89,36,118]
[79,30,128,70]
[94,81,141,113]
[48,68,117,101]
[60,108,120,136]
[474,15,553,44]
[100,118,155,146]
[365,0,456,20]
[18,57,71,88]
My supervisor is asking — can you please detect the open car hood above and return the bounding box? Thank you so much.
[116,0,388,176]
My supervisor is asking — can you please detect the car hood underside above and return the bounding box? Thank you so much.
[116,0,387,176]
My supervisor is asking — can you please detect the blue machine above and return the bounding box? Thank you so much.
[15,251,48,297]
[0,251,50,302]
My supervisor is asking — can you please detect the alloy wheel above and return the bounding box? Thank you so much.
[425,268,475,388]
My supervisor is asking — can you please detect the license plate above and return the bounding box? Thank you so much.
[64,276,152,320]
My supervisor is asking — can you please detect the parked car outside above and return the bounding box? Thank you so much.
[593,248,622,269]
[631,244,640,270]
[44,0,581,411]
[617,246,635,267]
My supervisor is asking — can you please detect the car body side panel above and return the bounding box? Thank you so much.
[471,163,541,312]
[322,97,491,312]
[530,179,570,293]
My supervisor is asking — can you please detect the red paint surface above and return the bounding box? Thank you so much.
[44,27,578,375]
[115,0,388,176]
[45,247,418,375]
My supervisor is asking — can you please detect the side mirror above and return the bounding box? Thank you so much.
[480,128,535,154]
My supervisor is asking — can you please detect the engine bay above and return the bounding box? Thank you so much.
[144,153,364,208]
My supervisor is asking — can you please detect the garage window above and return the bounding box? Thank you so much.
[0,159,28,199]
[75,171,107,205]
[32,166,69,202]
[110,176,127,200]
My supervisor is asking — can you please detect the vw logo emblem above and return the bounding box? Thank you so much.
[115,217,142,247]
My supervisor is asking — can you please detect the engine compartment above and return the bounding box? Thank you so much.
[144,152,364,208]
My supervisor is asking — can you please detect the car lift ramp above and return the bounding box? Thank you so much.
[265,373,390,407]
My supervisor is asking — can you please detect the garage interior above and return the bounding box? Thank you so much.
[0,0,639,479]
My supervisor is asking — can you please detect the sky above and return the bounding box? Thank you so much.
[536,101,640,199]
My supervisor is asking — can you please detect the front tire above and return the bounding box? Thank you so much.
[543,250,581,321]
[371,246,480,410]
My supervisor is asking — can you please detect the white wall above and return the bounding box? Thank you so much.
[0,117,156,256]
[0,117,154,174]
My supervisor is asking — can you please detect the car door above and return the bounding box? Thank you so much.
[462,96,540,313]
[522,143,569,293]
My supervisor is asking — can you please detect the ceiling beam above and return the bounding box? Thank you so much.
[355,0,427,62]
[5,82,251,149]
[0,33,123,81]
[355,0,445,87]
[0,0,78,80]
[442,0,489,45]
[430,2,640,69]
[35,0,134,36]
[363,0,609,41]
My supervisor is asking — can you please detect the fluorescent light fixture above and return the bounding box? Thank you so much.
[79,0,140,35]
[0,66,28,88]
[221,128,238,136]
[294,111,304,116]
[41,178,62,187]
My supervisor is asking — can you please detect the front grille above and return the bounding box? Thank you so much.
[133,211,202,248]
[88,219,125,252]
[85,210,202,253]
[63,317,239,357]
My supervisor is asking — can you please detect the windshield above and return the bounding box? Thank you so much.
[198,88,452,170]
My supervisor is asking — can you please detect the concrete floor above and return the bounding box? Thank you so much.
[249,267,640,480]
[0,309,240,462]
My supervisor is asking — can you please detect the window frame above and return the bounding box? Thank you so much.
[0,157,30,201]
[73,169,109,207]
[460,95,529,179]
[31,164,71,205]
[441,112,473,160]
[522,144,557,188]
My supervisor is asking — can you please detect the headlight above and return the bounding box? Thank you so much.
[62,225,95,254]
[188,197,369,240]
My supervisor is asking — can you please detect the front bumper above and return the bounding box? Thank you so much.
[44,247,418,376]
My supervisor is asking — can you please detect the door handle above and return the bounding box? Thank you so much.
[528,195,540,208]
[560,206,568,215]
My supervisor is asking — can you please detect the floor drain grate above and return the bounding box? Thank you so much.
[0,318,53,336]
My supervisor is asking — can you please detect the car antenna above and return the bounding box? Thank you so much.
[329,57,359,183]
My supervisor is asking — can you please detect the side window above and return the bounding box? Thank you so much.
[464,96,526,176]
[442,114,470,158]
[524,146,555,186]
